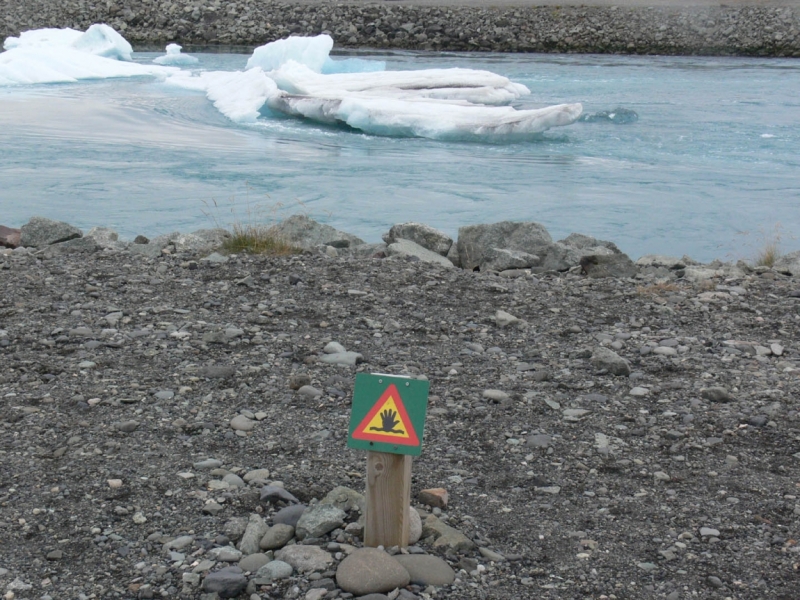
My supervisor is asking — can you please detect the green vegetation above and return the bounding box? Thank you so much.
[220,221,300,256]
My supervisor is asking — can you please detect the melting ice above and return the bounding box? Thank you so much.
[1,25,582,141]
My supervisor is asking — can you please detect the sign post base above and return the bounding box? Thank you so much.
[364,451,411,548]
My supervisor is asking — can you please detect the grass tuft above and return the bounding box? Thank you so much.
[754,240,781,268]
[636,282,680,296]
[220,222,300,256]
[202,194,304,256]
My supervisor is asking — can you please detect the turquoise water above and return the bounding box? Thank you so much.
[1,51,799,261]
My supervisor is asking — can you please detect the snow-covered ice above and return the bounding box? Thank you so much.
[246,34,334,73]
[154,44,199,66]
[1,24,173,85]
[2,27,582,140]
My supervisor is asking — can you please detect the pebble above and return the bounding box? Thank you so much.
[229,415,255,431]
[700,527,720,537]
[418,488,448,509]
[629,387,650,397]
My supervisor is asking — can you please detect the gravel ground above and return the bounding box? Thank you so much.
[2,0,799,56]
[1,241,799,599]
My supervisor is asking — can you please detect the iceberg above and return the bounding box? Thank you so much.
[4,24,133,60]
[0,24,174,85]
[3,26,582,140]
[154,44,199,66]
[246,35,334,73]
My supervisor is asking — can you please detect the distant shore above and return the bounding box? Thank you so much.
[2,0,798,57]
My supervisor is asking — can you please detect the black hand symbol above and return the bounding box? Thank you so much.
[370,409,404,434]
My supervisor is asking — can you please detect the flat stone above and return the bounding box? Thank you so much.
[700,527,720,537]
[208,547,243,562]
[629,387,650,396]
[393,554,455,586]
[260,524,295,550]
[194,459,223,470]
[336,548,411,595]
[275,544,334,573]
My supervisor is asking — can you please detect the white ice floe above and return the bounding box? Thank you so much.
[3,27,582,140]
[0,24,174,85]
[268,61,530,106]
[167,68,279,122]
[154,44,199,66]
[271,95,583,140]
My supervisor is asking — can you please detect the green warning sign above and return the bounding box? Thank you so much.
[348,373,429,456]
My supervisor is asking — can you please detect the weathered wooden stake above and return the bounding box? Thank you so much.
[364,451,411,548]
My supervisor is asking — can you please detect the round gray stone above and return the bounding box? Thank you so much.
[255,559,293,581]
[336,548,410,595]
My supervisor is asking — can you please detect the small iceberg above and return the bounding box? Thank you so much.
[154,44,199,66]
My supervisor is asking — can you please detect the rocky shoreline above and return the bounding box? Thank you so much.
[2,0,799,56]
[2,214,800,599]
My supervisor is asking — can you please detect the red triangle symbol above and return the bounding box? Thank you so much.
[352,384,419,446]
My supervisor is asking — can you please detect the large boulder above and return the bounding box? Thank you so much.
[456,221,553,271]
[0,225,21,248]
[382,222,453,256]
[774,250,800,276]
[480,248,540,272]
[542,233,623,272]
[150,228,231,253]
[386,239,454,268]
[580,254,638,279]
[270,215,364,250]
[20,216,82,247]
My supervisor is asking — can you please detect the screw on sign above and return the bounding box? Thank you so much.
[348,373,429,548]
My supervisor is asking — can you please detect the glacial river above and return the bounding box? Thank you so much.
[1,50,799,261]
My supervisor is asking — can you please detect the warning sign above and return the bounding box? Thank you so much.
[348,374,429,456]
[352,384,420,445]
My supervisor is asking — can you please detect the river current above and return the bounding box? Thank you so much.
[1,50,798,261]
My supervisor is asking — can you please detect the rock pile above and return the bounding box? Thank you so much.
[2,0,799,56]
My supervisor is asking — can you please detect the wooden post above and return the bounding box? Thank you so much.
[364,451,411,548]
